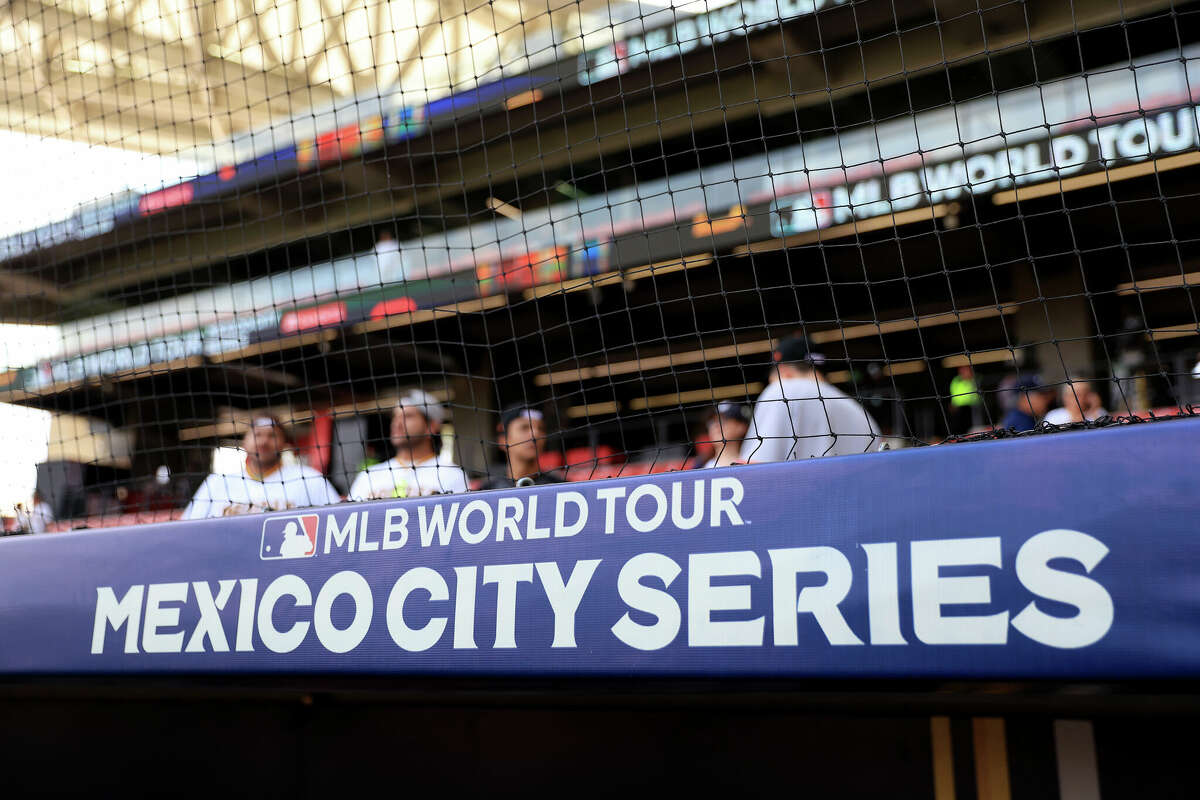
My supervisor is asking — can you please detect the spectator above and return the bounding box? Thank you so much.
[29,490,54,532]
[374,230,403,284]
[17,490,55,533]
[996,371,1020,417]
[741,335,880,462]
[11,505,30,534]
[477,406,564,489]
[693,402,751,468]
[348,390,468,500]
[947,365,983,433]
[1043,380,1108,426]
[182,416,340,519]
[998,375,1056,432]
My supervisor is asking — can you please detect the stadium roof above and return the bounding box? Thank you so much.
[0,0,632,155]
[3,0,1175,157]
[0,0,1179,327]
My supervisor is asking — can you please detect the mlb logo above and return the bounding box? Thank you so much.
[260,514,319,560]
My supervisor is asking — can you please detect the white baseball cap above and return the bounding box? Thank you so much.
[397,389,446,423]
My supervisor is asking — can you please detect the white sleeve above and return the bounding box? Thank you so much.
[444,468,469,494]
[1042,408,1069,426]
[297,471,343,507]
[868,408,882,438]
[317,477,342,505]
[741,397,794,464]
[182,476,218,520]
[347,470,371,502]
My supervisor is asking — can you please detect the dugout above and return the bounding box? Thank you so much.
[1,1,1200,795]
[2,418,1200,798]
[4,0,1200,515]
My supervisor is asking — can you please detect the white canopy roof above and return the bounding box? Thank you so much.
[0,0,657,155]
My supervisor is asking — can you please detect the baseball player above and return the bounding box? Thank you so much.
[741,335,881,463]
[182,415,340,519]
[347,389,469,500]
[477,405,565,489]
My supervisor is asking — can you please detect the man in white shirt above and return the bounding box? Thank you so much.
[1043,380,1109,426]
[348,390,469,500]
[25,491,54,533]
[12,491,54,534]
[182,416,341,519]
[741,335,881,463]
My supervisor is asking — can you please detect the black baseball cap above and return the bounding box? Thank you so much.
[710,402,751,424]
[1014,373,1047,392]
[773,334,826,367]
[499,405,546,433]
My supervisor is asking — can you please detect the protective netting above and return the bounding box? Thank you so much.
[2,0,1199,530]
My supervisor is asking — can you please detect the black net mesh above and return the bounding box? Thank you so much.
[2,0,1199,529]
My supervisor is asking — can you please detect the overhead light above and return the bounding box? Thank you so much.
[942,349,1015,368]
[63,59,95,74]
[883,360,927,377]
[565,401,621,418]
[1116,271,1200,295]
[628,382,763,411]
[486,197,522,220]
[535,338,772,386]
[178,389,454,440]
[809,305,1017,344]
[535,305,1016,386]
[1146,325,1200,342]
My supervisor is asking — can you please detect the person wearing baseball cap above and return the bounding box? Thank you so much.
[693,401,752,469]
[740,334,880,463]
[348,389,469,500]
[999,374,1056,432]
[182,414,341,519]
[478,405,565,490]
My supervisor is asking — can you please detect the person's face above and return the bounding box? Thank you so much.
[391,405,434,451]
[243,424,283,465]
[1061,382,1092,418]
[706,415,749,446]
[501,415,545,464]
[1024,389,1053,417]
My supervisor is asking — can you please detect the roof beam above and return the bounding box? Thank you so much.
[8,0,338,131]
[400,7,449,88]
[0,83,207,151]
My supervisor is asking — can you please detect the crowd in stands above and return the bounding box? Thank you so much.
[0,335,1142,532]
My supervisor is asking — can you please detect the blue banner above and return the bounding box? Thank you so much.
[1,421,1197,678]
